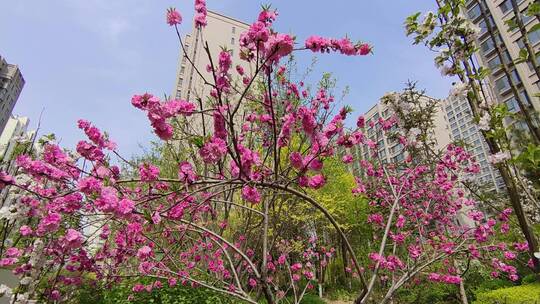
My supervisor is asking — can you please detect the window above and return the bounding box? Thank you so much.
[494,70,521,94]
[487,51,511,71]
[504,91,531,113]
[467,4,481,19]
[481,35,502,55]
[232,26,236,34]
[530,29,540,45]
[517,28,540,48]
[499,0,511,14]
[510,11,534,29]
[478,15,495,36]
[528,52,540,71]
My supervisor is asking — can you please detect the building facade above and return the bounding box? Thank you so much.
[0,56,25,135]
[465,0,539,113]
[172,10,250,101]
[358,95,452,165]
[442,96,506,191]
[0,116,35,208]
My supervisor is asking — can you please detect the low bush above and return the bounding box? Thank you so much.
[473,283,540,304]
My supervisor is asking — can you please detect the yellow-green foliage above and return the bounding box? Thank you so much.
[473,283,540,304]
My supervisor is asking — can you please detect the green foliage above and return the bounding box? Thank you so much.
[297,294,326,304]
[516,144,540,171]
[75,281,241,304]
[394,281,461,304]
[324,288,355,301]
[515,144,540,188]
[472,278,514,296]
[527,2,540,16]
[473,283,540,304]
[521,274,539,285]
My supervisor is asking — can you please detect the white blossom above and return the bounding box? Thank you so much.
[0,284,12,298]
[478,113,491,131]
[19,277,32,285]
[489,152,511,164]
[449,83,469,99]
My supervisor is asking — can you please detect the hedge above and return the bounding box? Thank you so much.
[473,283,540,304]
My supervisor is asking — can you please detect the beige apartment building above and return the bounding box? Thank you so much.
[172,10,251,102]
[0,56,24,135]
[465,0,540,115]
[357,95,452,165]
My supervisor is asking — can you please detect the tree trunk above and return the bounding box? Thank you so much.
[459,279,469,304]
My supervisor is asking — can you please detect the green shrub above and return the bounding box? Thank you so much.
[521,274,539,285]
[473,278,514,296]
[74,280,241,304]
[473,283,540,304]
[325,288,355,301]
[299,294,326,304]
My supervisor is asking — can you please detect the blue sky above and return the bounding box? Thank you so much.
[0,1,452,158]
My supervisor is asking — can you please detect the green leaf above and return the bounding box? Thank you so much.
[191,136,205,148]
[505,18,518,31]
[529,23,540,34]
[526,2,540,16]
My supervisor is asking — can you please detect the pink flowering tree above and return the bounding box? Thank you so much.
[0,2,523,304]
[405,0,540,275]
[352,86,524,303]
[0,2,374,304]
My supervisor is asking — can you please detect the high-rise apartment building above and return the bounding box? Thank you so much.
[0,116,35,208]
[465,0,539,114]
[357,95,452,165]
[442,96,506,191]
[0,56,25,134]
[172,10,250,102]
[357,94,503,191]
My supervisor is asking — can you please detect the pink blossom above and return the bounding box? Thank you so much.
[395,215,405,228]
[242,185,261,204]
[367,213,384,226]
[19,225,33,236]
[503,251,516,260]
[342,154,354,164]
[5,247,21,258]
[178,161,197,183]
[64,229,83,248]
[408,245,422,260]
[194,0,207,27]
[117,198,135,216]
[291,263,302,271]
[265,33,295,63]
[138,261,155,274]
[139,163,160,182]
[289,152,304,169]
[166,8,182,26]
[0,257,17,267]
[236,65,245,75]
[0,171,14,190]
[38,212,62,234]
[137,246,152,260]
[248,278,257,287]
[305,36,371,56]
[307,174,326,189]
[199,137,228,164]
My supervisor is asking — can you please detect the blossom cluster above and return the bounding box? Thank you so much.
[131,93,195,140]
